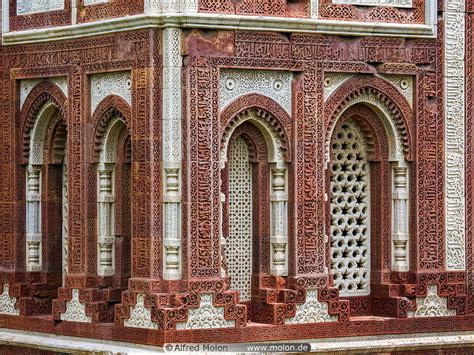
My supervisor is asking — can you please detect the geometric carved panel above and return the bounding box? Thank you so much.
[331,0,412,7]
[224,137,253,302]
[20,77,68,109]
[407,285,456,318]
[90,71,132,114]
[220,69,292,114]
[123,295,158,329]
[286,290,337,324]
[330,120,370,297]
[17,0,64,14]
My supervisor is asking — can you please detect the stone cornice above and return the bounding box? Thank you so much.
[2,9,437,45]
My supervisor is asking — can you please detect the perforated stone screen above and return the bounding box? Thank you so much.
[224,137,253,302]
[330,120,370,297]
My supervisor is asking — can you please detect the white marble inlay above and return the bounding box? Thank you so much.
[17,0,64,15]
[60,289,92,323]
[220,69,292,115]
[225,137,253,302]
[0,284,19,315]
[124,295,158,329]
[379,74,414,108]
[90,71,131,115]
[330,120,370,297]
[20,77,68,109]
[176,293,235,330]
[407,285,456,318]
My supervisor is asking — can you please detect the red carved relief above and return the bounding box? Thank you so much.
[76,0,144,23]
[9,0,72,31]
[198,0,308,17]
[318,0,425,24]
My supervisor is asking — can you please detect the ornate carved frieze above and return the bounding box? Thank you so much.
[59,290,92,323]
[198,0,308,17]
[20,77,68,109]
[16,0,64,15]
[407,285,456,318]
[0,285,19,315]
[286,290,337,324]
[123,295,158,329]
[235,33,436,66]
[220,69,292,115]
[90,71,131,115]
[331,0,412,7]
[176,294,236,330]
[25,166,42,272]
[444,0,465,271]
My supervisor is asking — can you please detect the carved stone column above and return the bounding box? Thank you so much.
[392,163,409,272]
[270,165,288,276]
[163,167,181,280]
[97,163,115,277]
[162,28,183,280]
[26,165,42,272]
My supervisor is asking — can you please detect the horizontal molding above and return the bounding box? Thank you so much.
[2,12,437,45]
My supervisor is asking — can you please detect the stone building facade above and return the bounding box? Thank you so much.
[0,0,472,348]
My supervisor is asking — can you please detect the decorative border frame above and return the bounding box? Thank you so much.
[9,0,72,31]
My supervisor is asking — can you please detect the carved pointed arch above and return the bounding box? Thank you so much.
[220,93,291,163]
[325,76,413,162]
[20,81,68,164]
[92,95,132,163]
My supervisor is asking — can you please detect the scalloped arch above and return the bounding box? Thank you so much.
[92,95,132,163]
[220,93,291,163]
[325,76,413,162]
[20,81,68,164]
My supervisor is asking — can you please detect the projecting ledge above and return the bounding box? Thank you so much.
[2,13,436,46]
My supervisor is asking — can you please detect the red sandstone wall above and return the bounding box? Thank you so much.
[0,0,472,348]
